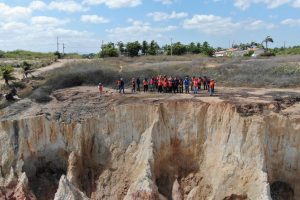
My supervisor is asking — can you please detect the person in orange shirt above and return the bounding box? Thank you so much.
[193,78,199,94]
[191,76,195,92]
[209,79,215,96]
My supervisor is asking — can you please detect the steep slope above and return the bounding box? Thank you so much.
[0,90,299,200]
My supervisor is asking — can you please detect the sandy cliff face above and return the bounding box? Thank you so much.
[0,100,299,200]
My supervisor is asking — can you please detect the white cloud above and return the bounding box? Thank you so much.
[153,0,174,4]
[106,19,177,41]
[83,0,142,8]
[147,11,188,21]
[31,16,70,27]
[292,0,300,7]
[81,15,109,23]
[0,18,93,52]
[49,1,88,12]
[183,14,275,34]
[281,18,300,26]
[183,14,240,34]
[1,22,28,32]
[233,0,300,10]
[245,20,276,30]
[0,3,31,21]
[29,1,47,10]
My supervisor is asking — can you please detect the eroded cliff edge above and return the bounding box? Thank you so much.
[0,90,300,200]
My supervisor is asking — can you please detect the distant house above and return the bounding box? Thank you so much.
[214,51,226,57]
[214,47,264,57]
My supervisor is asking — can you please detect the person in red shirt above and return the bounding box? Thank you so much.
[131,78,136,93]
[158,78,163,93]
[163,78,168,93]
[143,78,149,92]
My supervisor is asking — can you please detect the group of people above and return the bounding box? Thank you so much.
[112,75,215,96]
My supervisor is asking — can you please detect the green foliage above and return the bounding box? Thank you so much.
[232,41,264,50]
[187,42,201,54]
[262,36,274,50]
[0,50,4,58]
[54,51,63,59]
[272,64,300,75]
[82,53,97,59]
[244,50,254,57]
[272,46,300,55]
[0,66,15,85]
[148,40,160,55]
[100,42,119,58]
[3,50,56,59]
[117,41,125,55]
[164,42,187,55]
[126,41,142,57]
[142,41,149,55]
[260,52,276,57]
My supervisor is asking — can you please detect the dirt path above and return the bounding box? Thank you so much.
[32,59,82,76]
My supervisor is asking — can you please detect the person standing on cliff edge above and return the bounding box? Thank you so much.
[119,78,125,94]
[209,79,215,96]
[136,77,141,92]
[131,78,136,93]
[98,83,103,97]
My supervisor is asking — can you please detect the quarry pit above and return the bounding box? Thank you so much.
[0,86,300,200]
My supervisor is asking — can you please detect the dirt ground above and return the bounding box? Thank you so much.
[1,85,299,122]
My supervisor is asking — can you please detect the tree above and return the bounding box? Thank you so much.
[141,41,149,55]
[187,42,201,54]
[0,50,5,58]
[126,41,142,57]
[117,41,125,55]
[201,41,215,56]
[165,42,187,55]
[1,66,15,85]
[54,51,62,59]
[100,42,119,57]
[148,40,160,55]
[22,61,32,78]
[262,36,274,50]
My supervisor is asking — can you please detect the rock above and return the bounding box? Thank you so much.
[54,175,89,200]
[172,178,183,200]
[0,99,299,199]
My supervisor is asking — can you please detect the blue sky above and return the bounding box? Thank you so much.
[1,0,300,53]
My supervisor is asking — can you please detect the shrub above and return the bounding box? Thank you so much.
[100,43,119,58]
[244,50,254,57]
[54,51,63,59]
[260,52,276,57]
[30,87,53,103]
[0,66,15,85]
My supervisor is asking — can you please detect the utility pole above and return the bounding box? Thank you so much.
[170,37,173,56]
[63,43,65,55]
[284,41,286,49]
[56,37,59,52]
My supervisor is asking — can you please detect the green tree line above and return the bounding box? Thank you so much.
[100,40,216,57]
